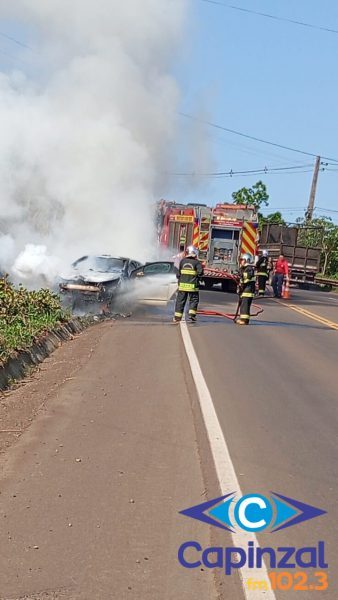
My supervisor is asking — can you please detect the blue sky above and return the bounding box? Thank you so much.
[172,0,338,223]
[1,2,338,223]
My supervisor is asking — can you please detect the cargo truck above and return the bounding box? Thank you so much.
[259,223,323,284]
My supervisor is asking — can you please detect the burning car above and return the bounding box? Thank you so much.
[59,255,142,312]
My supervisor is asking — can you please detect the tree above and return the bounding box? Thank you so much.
[232,180,269,211]
[317,220,338,276]
[259,211,286,227]
[297,216,338,276]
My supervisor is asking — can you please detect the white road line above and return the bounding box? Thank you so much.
[180,320,276,600]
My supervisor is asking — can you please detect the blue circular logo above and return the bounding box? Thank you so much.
[234,494,273,532]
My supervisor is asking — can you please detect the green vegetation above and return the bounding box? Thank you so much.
[232,180,269,212]
[259,211,286,226]
[0,277,67,364]
[296,216,338,277]
[231,180,284,226]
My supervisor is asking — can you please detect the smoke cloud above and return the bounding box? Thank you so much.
[0,0,189,283]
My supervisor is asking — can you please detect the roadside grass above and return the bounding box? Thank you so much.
[0,277,68,364]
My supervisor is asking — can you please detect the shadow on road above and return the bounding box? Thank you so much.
[183,317,331,331]
[251,320,331,330]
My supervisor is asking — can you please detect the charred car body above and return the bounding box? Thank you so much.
[59,255,142,311]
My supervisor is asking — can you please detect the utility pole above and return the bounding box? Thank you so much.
[305,156,321,222]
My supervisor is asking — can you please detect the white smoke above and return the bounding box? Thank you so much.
[0,234,16,273]
[12,244,61,286]
[0,0,189,283]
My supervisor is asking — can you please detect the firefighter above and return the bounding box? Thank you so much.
[236,253,256,325]
[256,249,271,296]
[173,246,203,323]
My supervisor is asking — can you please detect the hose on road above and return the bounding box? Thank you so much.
[198,304,264,321]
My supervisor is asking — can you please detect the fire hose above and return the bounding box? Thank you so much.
[199,272,265,321]
[197,303,264,322]
[193,270,264,321]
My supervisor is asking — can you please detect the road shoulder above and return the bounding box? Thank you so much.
[0,319,227,599]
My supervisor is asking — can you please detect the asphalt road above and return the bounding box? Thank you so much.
[0,287,337,599]
[191,287,338,599]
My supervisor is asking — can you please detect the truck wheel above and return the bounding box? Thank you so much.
[204,279,213,290]
[221,280,229,292]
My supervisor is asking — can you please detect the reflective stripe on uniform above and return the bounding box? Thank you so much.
[257,272,268,277]
[189,309,197,315]
[239,314,250,319]
[241,292,254,298]
[175,311,183,317]
[180,269,197,275]
[179,283,197,291]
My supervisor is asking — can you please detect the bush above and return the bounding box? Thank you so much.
[0,277,67,364]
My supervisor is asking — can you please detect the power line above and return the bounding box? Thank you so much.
[0,31,32,51]
[179,112,338,163]
[262,169,315,176]
[200,0,338,36]
[244,205,338,214]
[226,169,314,178]
[169,164,315,178]
[203,130,307,165]
[262,209,307,214]
[260,207,306,211]
[169,170,315,179]
[244,205,338,218]
[316,206,338,213]
[221,164,313,175]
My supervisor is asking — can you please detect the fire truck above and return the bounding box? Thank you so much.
[158,201,259,292]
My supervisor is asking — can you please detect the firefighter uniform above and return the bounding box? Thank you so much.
[256,255,270,296]
[174,256,204,322]
[237,264,256,324]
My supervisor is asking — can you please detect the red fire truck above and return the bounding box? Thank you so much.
[158,201,259,292]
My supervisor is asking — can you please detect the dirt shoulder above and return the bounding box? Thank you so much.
[0,322,108,456]
[0,319,222,600]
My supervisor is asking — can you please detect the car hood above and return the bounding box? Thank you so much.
[60,271,122,284]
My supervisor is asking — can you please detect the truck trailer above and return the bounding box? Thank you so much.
[259,223,322,284]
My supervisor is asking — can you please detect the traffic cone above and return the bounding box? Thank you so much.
[282,278,290,299]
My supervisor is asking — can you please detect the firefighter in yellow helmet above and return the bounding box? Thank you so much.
[173,246,203,323]
[236,253,256,325]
